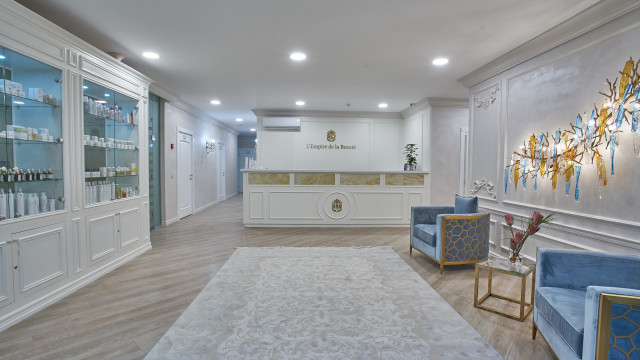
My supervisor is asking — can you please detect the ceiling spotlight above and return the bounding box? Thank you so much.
[296,100,305,106]
[290,52,306,61]
[142,51,160,59]
[250,128,256,132]
[432,57,449,66]
[211,99,221,105]
[378,103,388,109]
[82,85,88,89]
[236,118,243,122]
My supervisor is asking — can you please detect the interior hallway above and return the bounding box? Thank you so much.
[0,195,554,359]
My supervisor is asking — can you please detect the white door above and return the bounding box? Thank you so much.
[178,130,194,219]
[217,142,225,202]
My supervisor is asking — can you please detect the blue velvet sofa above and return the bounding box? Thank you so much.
[533,248,640,360]
[410,195,490,274]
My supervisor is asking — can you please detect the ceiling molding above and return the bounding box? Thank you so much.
[1,1,153,84]
[252,109,403,120]
[400,97,468,118]
[458,0,640,88]
[400,98,430,118]
[427,98,469,108]
[152,83,239,135]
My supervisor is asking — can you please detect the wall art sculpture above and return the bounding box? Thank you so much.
[504,58,639,201]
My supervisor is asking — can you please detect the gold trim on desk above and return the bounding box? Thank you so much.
[248,173,290,185]
[385,173,424,186]
[340,173,381,185]
[294,173,335,185]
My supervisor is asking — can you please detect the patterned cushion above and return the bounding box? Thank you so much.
[454,195,478,214]
[413,224,437,247]
[536,287,586,357]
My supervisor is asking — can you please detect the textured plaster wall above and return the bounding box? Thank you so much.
[468,9,640,258]
[430,107,468,206]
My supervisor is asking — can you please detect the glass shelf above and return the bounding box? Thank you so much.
[0,94,60,108]
[1,138,61,145]
[83,113,137,128]
[1,45,64,220]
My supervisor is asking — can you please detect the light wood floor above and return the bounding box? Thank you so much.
[0,195,555,359]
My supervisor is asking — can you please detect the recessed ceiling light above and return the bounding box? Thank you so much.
[236,118,243,122]
[432,57,449,66]
[211,99,221,105]
[290,52,306,61]
[296,100,305,106]
[250,128,256,132]
[142,51,160,60]
[82,85,88,89]
[378,103,388,109]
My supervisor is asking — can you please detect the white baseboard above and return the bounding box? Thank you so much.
[165,216,179,226]
[0,242,152,333]
[194,201,217,214]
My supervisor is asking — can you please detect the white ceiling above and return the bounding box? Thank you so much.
[17,0,598,135]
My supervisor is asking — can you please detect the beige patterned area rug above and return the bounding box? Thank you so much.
[145,247,502,359]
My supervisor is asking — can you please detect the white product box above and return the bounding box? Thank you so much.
[12,82,22,91]
[28,88,44,102]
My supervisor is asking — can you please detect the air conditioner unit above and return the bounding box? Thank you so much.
[263,117,301,130]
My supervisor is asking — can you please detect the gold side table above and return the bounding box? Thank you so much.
[473,256,536,321]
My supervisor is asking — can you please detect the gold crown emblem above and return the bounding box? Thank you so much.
[327,130,336,142]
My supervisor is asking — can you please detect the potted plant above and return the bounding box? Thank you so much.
[404,144,418,171]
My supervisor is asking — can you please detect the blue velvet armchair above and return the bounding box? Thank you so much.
[410,195,490,274]
[533,248,640,360]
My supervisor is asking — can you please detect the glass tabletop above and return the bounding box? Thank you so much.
[476,255,535,276]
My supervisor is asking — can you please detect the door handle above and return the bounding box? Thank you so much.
[190,174,193,180]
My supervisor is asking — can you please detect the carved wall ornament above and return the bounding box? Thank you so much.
[473,85,500,110]
[470,178,497,199]
[327,130,336,142]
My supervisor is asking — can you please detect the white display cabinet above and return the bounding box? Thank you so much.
[1,46,64,221]
[0,1,151,332]
[83,80,140,205]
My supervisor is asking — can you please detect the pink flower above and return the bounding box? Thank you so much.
[510,238,517,250]
[532,211,544,225]
[505,214,514,226]
[514,232,523,243]
[528,224,540,235]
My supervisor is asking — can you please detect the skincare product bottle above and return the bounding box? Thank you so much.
[0,189,7,220]
[16,189,24,217]
[40,192,47,213]
[8,189,14,219]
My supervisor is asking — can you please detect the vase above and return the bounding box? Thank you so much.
[509,250,523,269]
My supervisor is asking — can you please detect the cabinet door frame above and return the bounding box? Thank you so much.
[0,240,14,310]
[118,206,140,249]
[11,223,67,295]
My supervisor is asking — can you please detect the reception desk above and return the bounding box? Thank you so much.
[242,170,429,226]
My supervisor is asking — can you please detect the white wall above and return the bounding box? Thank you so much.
[466,8,640,259]
[258,116,403,171]
[402,110,427,170]
[162,102,237,225]
[430,106,469,205]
